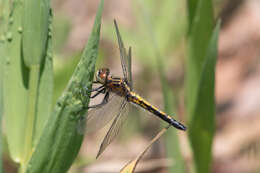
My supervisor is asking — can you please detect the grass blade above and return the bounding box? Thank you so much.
[21,0,51,164]
[0,20,3,173]
[120,126,170,173]
[134,1,186,171]
[186,1,217,173]
[186,0,214,116]
[0,103,2,172]
[163,90,185,173]
[156,52,185,173]
[0,0,7,171]
[22,0,50,67]
[0,114,2,173]
[188,20,220,173]
[25,1,104,172]
[33,11,53,148]
[23,64,40,166]
[3,1,29,163]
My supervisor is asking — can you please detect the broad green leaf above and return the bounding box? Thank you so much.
[33,11,53,148]
[22,0,50,67]
[188,21,220,173]
[21,0,51,164]
[0,0,9,33]
[23,64,40,166]
[120,126,170,173]
[53,55,81,105]
[3,0,29,163]
[0,0,8,171]
[25,1,103,172]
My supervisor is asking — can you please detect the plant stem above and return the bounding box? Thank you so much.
[23,65,40,170]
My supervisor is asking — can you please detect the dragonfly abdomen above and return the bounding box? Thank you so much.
[128,92,186,131]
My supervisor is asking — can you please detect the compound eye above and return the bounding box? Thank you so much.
[99,70,107,79]
[101,73,106,78]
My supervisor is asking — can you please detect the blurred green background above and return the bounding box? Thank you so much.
[2,0,260,172]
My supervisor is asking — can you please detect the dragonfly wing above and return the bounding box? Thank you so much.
[96,99,129,158]
[114,20,133,90]
[127,47,133,89]
[77,92,125,134]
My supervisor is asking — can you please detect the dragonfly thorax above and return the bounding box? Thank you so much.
[96,68,111,84]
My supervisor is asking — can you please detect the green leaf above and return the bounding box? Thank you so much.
[186,1,218,173]
[188,21,220,173]
[186,0,214,117]
[0,0,8,171]
[0,0,9,33]
[21,0,51,164]
[3,0,29,163]
[163,90,185,173]
[0,16,4,173]
[33,11,53,148]
[22,0,50,67]
[0,86,2,173]
[156,47,185,173]
[133,2,186,171]
[0,113,2,173]
[25,0,104,172]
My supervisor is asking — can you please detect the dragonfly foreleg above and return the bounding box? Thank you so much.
[90,87,106,98]
[86,84,105,92]
[88,92,109,109]
[79,84,105,103]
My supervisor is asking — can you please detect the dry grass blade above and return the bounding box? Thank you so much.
[120,125,170,173]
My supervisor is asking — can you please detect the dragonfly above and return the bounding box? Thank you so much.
[82,20,186,158]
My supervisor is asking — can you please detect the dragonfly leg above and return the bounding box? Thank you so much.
[90,87,106,98]
[79,85,103,103]
[84,84,104,93]
[88,92,109,108]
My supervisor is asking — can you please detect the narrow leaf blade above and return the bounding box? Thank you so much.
[3,1,29,163]
[0,14,4,173]
[186,1,216,172]
[22,0,50,67]
[25,1,104,172]
[186,0,214,117]
[33,12,53,147]
[188,21,220,173]
[0,0,7,170]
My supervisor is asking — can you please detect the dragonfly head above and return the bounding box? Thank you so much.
[96,68,110,84]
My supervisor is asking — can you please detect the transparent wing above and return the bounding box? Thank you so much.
[77,92,125,134]
[127,47,133,89]
[96,99,129,158]
[114,20,133,90]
